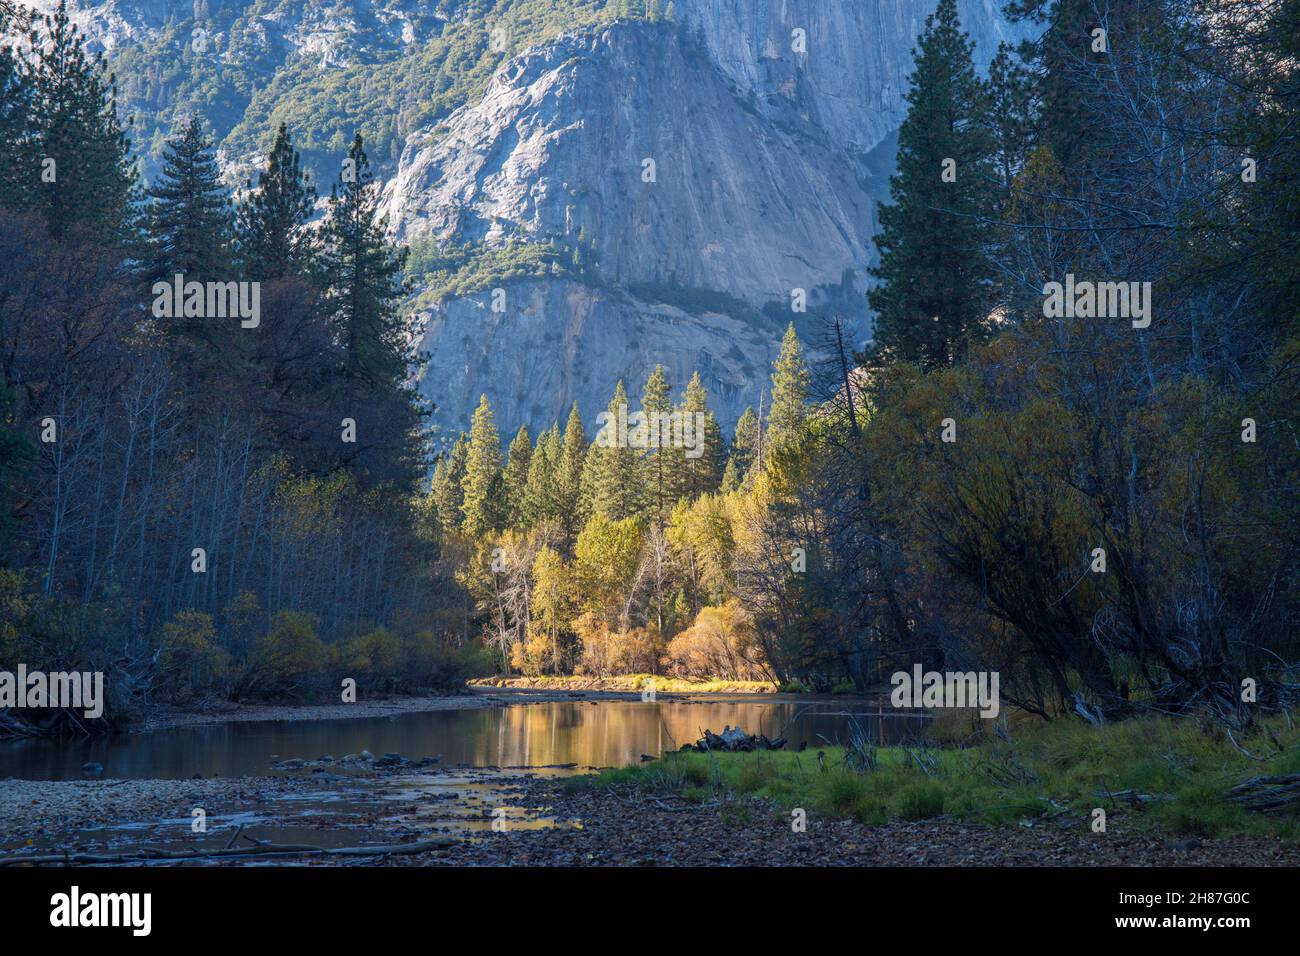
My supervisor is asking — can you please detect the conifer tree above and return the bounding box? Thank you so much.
[143,116,232,285]
[26,0,136,243]
[236,123,318,281]
[589,380,644,521]
[502,424,532,525]
[728,405,759,488]
[640,364,672,528]
[867,0,997,368]
[554,402,588,538]
[720,456,740,494]
[322,133,410,391]
[0,2,34,212]
[521,422,559,527]
[766,323,810,452]
[671,372,723,501]
[431,434,469,537]
[461,395,504,539]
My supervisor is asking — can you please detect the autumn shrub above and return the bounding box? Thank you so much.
[338,626,403,693]
[241,610,327,700]
[156,610,231,703]
[664,601,769,681]
[510,628,554,677]
[573,613,663,676]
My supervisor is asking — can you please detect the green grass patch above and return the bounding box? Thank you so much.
[573,713,1300,838]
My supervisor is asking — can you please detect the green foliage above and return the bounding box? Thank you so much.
[157,611,231,703]
[143,116,233,285]
[867,0,997,368]
[245,610,327,698]
[235,122,318,281]
[461,394,505,538]
[765,323,809,453]
[582,714,1300,838]
[587,380,644,521]
[23,1,137,244]
[407,238,582,304]
[322,133,412,391]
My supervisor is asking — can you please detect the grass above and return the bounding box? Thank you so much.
[469,673,777,694]
[568,712,1300,838]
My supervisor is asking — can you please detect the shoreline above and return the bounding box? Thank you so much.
[5,768,1296,867]
[137,684,846,733]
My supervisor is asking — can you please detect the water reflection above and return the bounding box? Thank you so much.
[0,697,929,781]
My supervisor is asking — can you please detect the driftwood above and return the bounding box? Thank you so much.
[680,725,786,753]
[1228,773,1300,813]
[0,836,453,866]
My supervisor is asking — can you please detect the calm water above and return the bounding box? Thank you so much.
[0,697,926,781]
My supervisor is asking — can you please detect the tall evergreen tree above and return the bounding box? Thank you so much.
[640,364,672,528]
[236,123,318,281]
[432,434,469,537]
[502,424,533,525]
[554,402,588,538]
[867,0,997,368]
[520,422,559,527]
[671,372,723,501]
[460,395,504,539]
[0,2,34,212]
[144,116,232,285]
[589,380,643,521]
[728,405,759,487]
[322,133,410,391]
[25,0,136,243]
[766,323,810,452]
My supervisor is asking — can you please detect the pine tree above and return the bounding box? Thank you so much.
[0,2,34,212]
[672,372,723,501]
[431,434,469,537]
[728,405,759,487]
[766,323,810,452]
[1005,0,1110,181]
[26,0,136,243]
[236,123,318,281]
[144,116,232,285]
[867,0,997,368]
[554,402,588,538]
[987,43,1033,190]
[322,133,411,391]
[720,456,740,494]
[460,395,504,539]
[640,364,672,528]
[502,424,532,525]
[589,380,643,521]
[521,422,559,527]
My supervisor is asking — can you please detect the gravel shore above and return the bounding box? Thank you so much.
[0,775,313,848]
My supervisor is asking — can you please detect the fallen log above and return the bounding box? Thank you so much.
[679,725,786,753]
[0,837,454,866]
[1228,773,1300,813]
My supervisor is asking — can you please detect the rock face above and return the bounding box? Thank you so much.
[415,278,784,442]
[389,3,1021,436]
[383,22,876,304]
[20,0,1024,437]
